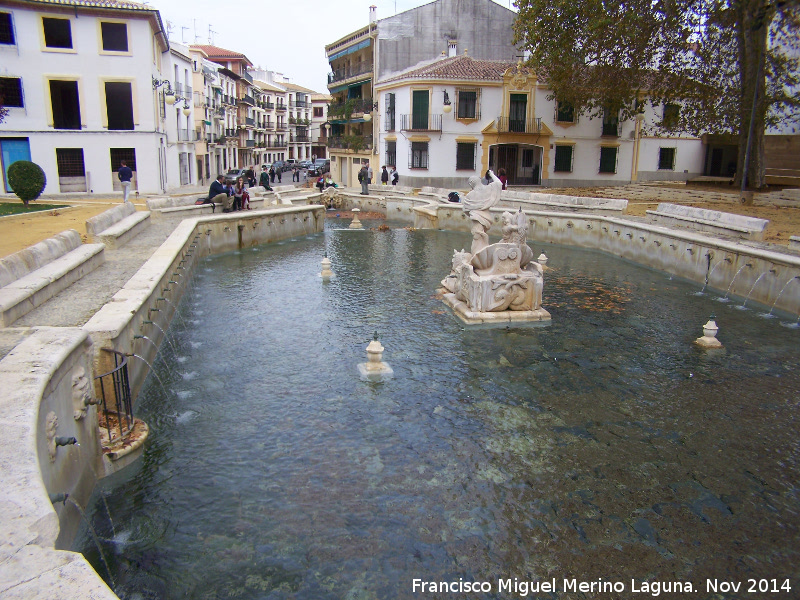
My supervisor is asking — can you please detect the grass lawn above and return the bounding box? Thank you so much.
[0,202,70,216]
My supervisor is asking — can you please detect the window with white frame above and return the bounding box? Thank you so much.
[555,100,575,123]
[0,77,24,107]
[456,142,476,170]
[554,145,574,172]
[599,146,618,173]
[662,103,680,129]
[410,141,428,169]
[658,147,676,170]
[0,12,15,44]
[456,89,479,120]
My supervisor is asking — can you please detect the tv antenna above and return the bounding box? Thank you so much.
[208,25,218,45]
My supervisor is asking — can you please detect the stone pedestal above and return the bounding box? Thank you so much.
[357,335,393,381]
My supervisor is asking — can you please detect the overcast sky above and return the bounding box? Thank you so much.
[149,0,515,93]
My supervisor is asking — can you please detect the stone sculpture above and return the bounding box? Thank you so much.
[441,173,550,324]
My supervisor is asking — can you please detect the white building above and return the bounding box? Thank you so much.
[373,55,705,189]
[162,42,196,190]
[0,0,171,195]
[310,93,331,160]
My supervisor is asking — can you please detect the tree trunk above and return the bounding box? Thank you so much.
[735,0,771,190]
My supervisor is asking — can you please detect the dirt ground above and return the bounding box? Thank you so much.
[1,184,798,258]
[0,198,139,258]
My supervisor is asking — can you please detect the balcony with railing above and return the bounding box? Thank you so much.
[399,113,443,132]
[290,100,308,109]
[265,140,288,148]
[175,82,192,97]
[207,133,218,144]
[328,61,373,85]
[328,98,376,121]
[276,123,288,131]
[242,71,253,84]
[226,128,237,137]
[244,117,255,127]
[327,135,374,151]
[291,134,311,143]
[275,104,287,112]
[177,128,197,142]
[245,139,256,148]
[495,116,543,134]
[240,94,255,106]
[264,101,275,110]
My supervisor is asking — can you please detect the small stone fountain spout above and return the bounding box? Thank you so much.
[320,252,334,280]
[49,492,69,505]
[695,314,723,349]
[55,436,78,447]
[358,332,393,380]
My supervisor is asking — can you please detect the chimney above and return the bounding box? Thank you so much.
[369,5,377,23]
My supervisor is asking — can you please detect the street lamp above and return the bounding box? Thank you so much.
[152,76,175,105]
[443,90,452,113]
[362,102,380,122]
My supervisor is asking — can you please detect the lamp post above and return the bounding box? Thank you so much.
[443,90,452,113]
[152,76,175,105]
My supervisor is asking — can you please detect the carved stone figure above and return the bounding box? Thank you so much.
[462,171,502,255]
[441,188,550,324]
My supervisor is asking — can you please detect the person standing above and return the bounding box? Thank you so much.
[118,160,133,203]
[245,166,255,187]
[498,168,508,190]
[390,166,398,186]
[381,165,389,185]
[292,167,299,182]
[269,165,276,184]
[276,167,282,183]
[358,164,369,195]
[366,162,373,185]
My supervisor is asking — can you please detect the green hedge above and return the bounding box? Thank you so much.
[8,161,46,204]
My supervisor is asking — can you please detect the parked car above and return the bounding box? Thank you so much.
[224,169,247,185]
[299,160,313,170]
[308,159,330,177]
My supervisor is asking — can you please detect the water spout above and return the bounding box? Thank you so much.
[767,276,800,316]
[697,259,725,295]
[128,353,170,398]
[49,492,69,505]
[55,436,78,447]
[740,271,772,309]
[67,498,116,590]
[718,263,752,302]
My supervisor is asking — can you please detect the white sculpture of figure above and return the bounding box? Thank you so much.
[462,170,502,254]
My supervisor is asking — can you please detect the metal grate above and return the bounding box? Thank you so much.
[94,349,134,444]
[0,77,23,107]
[456,142,475,170]
[55,148,85,177]
[110,148,137,171]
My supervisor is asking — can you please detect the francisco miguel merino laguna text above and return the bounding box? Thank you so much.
[412,577,699,596]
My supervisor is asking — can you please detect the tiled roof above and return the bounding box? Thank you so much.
[383,55,520,83]
[192,44,248,60]
[23,0,154,10]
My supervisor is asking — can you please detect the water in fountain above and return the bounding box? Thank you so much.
[129,354,170,399]
[717,263,751,303]
[158,296,189,329]
[737,271,772,310]
[67,498,116,590]
[762,276,800,319]
[148,320,180,357]
[694,258,724,296]
[81,225,799,599]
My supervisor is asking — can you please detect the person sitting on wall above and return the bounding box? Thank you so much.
[260,166,273,191]
[208,174,233,213]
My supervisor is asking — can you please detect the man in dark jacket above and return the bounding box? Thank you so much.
[118,160,133,203]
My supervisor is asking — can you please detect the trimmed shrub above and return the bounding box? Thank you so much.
[8,161,47,205]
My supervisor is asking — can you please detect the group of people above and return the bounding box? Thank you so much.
[359,163,398,195]
[205,175,252,213]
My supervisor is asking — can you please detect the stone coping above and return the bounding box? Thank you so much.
[648,203,769,233]
[0,230,83,288]
[0,241,105,327]
[85,203,136,237]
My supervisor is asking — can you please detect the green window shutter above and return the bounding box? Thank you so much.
[599,147,617,173]
[412,90,429,129]
[554,146,573,172]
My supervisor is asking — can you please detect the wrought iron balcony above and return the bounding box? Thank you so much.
[399,114,443,132]
[245,117,255,127]
[245,139,256,148]
[328,61,373,85]
[327,135,374,151]
[240,94,255,106]
[495,116,543,134]
[275,104,287,112]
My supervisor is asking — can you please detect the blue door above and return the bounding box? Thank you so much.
[1,138,32,192]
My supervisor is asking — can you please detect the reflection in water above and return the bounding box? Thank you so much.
[77,224,800,599]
